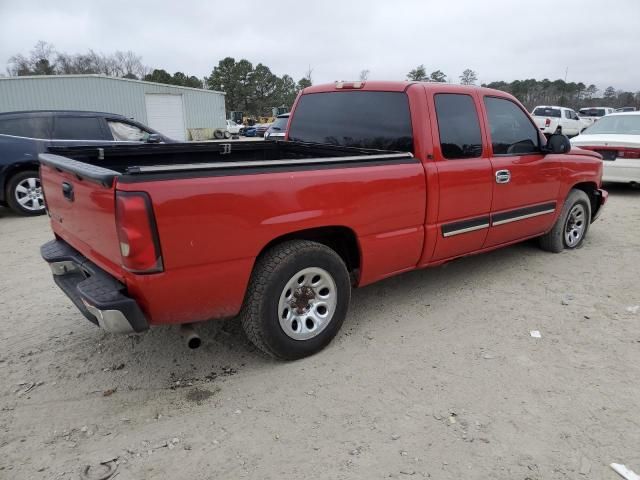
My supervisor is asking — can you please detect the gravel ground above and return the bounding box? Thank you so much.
[1,184,639,480]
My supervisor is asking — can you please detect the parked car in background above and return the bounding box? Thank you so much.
[615,107,637,113]
[531,106,583,136]
[255,123,271,137]
[39,81,606,360]
[226,119,242,136]
[242,126,258,137]
[578,107,615,128]
[571,111,640,185]
[0,110,171,216]
[265,113,289,140]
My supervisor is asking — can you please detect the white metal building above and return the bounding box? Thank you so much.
[0,75,226,141]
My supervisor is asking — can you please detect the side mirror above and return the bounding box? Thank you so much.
[543,133,571,154]
[146,133,162,144]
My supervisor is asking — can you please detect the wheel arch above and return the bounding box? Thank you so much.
[256,226,362,284]
[571,181,599,219]
[1,160,40,203]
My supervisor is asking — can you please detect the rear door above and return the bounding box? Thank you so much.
[427,90,493,261]
[51,116,111,141]
[482,96,562,248]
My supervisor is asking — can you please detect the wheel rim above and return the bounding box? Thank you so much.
[278,267,337,341]
[564,204,586,247]
[14,177,44,212]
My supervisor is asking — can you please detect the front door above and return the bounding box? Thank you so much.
[428,91,494,261]
[481,96,562,248]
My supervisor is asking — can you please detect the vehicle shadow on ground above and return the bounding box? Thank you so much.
[602,182,640,197]
[0,206,23,219]
[84,238,545,382]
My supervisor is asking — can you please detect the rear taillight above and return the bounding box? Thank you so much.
[618,148,640,159]
[115,191,163,274]
[545,118,551,127]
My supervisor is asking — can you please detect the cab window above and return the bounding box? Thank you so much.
[484,97,539,155]
[434,93,483,159]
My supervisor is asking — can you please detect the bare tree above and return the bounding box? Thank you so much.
[8,40,57,76]
[359,69,370,81]
[459,69,478,85]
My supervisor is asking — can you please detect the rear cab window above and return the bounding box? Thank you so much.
[484,97,540,155]
[579,108,606,117]
[270,116,289,131]
[0,116,51,139]
[288,91,413,151]
[52,116,109,140]
[533,107,561,118]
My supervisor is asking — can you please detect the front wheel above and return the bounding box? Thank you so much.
[6,170,46,216]
[539,189,591,253]
[239,240,351,360]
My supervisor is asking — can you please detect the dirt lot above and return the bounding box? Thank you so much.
[1,185,639,480]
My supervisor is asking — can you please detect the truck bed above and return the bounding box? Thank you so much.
[42,140,413,185]
[38,139,423,326]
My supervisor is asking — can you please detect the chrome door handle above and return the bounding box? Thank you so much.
[495,170,511,184]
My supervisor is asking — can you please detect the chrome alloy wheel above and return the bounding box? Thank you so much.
[564,204,586,247]
[14,177,44,212]
[278,267,337,340]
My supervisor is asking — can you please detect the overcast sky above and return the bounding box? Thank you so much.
[1,0,639,92]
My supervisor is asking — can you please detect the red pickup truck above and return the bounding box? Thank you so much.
[40,81,607,360]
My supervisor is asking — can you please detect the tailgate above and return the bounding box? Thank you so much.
[532,117,546,128]
[39,153,124,280]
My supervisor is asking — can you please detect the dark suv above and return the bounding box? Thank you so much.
[0,110,172,216]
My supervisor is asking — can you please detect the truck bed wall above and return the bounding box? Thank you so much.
[117,161,427,325]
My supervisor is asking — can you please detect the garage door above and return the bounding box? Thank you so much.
[144,94,186,141]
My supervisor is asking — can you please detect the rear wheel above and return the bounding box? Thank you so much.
[240,240,351,360]
[223,131,232,139]
[6,170,46,216]
[539,189,591,253]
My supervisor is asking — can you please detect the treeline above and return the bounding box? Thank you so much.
[7,43,640,117]
[482,79,640,110]
[405,64,640,111]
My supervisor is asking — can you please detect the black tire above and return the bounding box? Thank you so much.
[6,170,46,216]
[213,130,224,139]
[223,131,232,139]
[539,189,591,253]
[239,240,351,360]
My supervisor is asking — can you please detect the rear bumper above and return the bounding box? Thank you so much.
[603,159,640,183]
[41,239,148,333]
[592,188,608,222]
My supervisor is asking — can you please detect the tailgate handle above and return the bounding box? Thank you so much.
[62,182,74,202]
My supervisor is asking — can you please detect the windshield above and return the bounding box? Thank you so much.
[583,115,640,135]
[579,108,607,117]
[269,116,289,131]
[532,107,561,118]
[288,91,413,151]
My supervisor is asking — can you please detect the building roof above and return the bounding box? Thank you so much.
[0,74,225,95]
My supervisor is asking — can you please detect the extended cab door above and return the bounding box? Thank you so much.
[426,90,493,261]
[481,96,562,248]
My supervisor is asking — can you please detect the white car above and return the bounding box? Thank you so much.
[226,119,242,136]
[531,105,583,136]
[571,112,640,184]
[577,107,615,128]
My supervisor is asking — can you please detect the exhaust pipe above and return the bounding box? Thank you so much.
[180,324,201,349]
